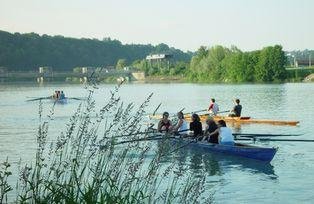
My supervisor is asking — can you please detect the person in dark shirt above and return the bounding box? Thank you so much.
[203,118,219,143]
[157,112,172,132]
[189,113,203,138]
[229,99,242,117]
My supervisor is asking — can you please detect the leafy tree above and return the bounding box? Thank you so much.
[116,59,127,69]
[255,45,286,82]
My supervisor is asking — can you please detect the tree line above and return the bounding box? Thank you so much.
[0,30,191,71]
[1,30,310,82]
[132,45,288,82]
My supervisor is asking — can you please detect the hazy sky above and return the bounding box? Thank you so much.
[0,0,313,51]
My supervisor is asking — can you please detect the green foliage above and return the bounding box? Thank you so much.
[116,59,127,69]
[0,30,293,82]
[169,61,188,76]
[0,158,12,204]
[286,68,314,82]
[0,30,192,71]
[255,45,287,82]
[188,45,287,82]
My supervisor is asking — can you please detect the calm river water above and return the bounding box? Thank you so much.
[0,82,313,203]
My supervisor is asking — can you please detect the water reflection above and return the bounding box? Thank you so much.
[157,139,277,179]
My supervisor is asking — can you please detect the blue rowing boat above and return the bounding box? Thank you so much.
[171,137,277,162]
[52,98,68,104]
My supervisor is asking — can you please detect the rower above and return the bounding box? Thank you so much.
[189,113,203,138]
[228,98,242,117]
[157,112,172,132]
[203,118,219,143]
[172,111,188,135]
[207,120,234,146]
[60,91,66,99]
[53,90,58,99]
[208,98,219,115]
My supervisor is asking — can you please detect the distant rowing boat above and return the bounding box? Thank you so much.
[51,97,67,104]
[149,114,299,126]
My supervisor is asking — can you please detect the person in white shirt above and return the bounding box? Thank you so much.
[207,120,234,146]
[172,111,188,135]
[207,98,219,115]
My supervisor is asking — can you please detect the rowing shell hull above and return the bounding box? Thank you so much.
[172,137,277,162]
[149,114,299,126]
[188,115,299,126]
[52,98,68,104]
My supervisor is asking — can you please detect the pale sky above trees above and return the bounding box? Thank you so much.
[0,0,312,51]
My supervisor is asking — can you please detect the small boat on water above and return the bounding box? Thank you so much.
[149,114,299,126]
[51,97,68,104]
[51,90,67,104]
[167,136,277,162]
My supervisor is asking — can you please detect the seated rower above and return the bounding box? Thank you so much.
[53,90,58,99]
[189,114,203,139]
[60,91,66,99]
[228,98,242,117]
[208,98,219,116]
[157,112,172,132]
[207,120,234,146]
[172,111,188,135]
[203,118,219,143]
[57,91,61,99]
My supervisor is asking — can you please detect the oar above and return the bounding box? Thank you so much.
[189,109,207,114]
[110,130,158,138]
[26,96,43,99]
[26,96,51,102]
[153,103,162,116]
[113,129,190,145]
[196,110,229,117]
[115,135,175,145]
[233,133,303,137]
[186,109,229,116]
[67,97,86,101]
[217,110,230,114]
[179,108,185,112]
[169,108,185,117]
[235,138,314,142]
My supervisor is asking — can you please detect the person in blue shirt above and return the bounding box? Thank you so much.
[60,91,65,99]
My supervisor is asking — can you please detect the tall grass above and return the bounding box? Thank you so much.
[1,79,211,203]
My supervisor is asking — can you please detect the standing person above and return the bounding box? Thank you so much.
[203,118,219,143]
[207,120,234,146]
[157,112,172,132]
[208,98,219,115]
[172,111,188,135]
[189,113,203,138]
[229,99,242,117]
